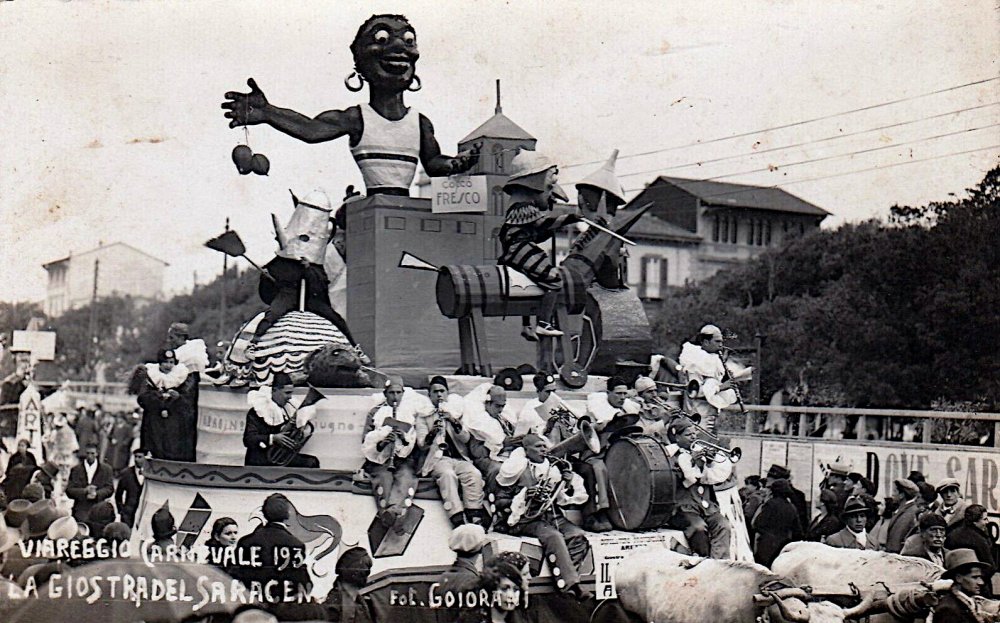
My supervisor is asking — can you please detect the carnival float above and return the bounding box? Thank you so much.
[122,13,750,623]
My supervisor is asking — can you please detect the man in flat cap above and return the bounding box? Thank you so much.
[933,478,971,528]
[678,324,752,434]
[362,376,419,524]
[437,523,487,597]
[633,376,669,442]
[884,478,922,553]
[901,513,949,566]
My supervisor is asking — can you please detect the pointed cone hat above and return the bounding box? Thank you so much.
[577,149,626,203]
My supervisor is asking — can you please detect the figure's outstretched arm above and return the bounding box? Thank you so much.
[419,114,480,176]
[222,78,360,144]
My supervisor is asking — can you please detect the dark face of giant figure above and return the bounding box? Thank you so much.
[351,15,419,92]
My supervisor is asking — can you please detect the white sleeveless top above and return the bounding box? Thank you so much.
[349,104,421,193]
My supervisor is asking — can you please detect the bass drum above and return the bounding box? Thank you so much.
[605,435,676,530]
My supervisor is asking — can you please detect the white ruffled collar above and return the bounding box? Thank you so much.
[248,386,290,426]
[144,363,190,390]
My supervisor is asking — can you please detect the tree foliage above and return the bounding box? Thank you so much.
[651,167,1000,409]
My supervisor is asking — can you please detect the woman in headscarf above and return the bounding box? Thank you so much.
[752,478,803,567]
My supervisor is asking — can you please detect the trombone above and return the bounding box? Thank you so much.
[654,378,701,400]
[691,439,742,463]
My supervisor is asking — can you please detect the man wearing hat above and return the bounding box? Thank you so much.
[115,447,149,528]
[570,150,629,288]
[323,546,374,623]
[244,373,321,468]
[464,384,521,486]
[824,461,854,512]
[438,523,488,597]
[136,347,198,462]
[415,376,487,528]
[666,419,732,559]
[494,435,592,600]
[901,512,950,565]
[678,324,752,433]
[825,496,878,550]
[497,151,580,339]
[884,478,922,554]
[362,376,419,524]
[633,376,669,442]
[934,477,971,527]
[65,443,114,522]
[933,548,995,622]
[519,373,560,443]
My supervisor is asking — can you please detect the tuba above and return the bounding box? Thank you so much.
[518,455,573,524]
[267,386,324,467]
[267,420,316,466]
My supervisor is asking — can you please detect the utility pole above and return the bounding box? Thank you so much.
[87,259,99,374]
[219,217,229,341]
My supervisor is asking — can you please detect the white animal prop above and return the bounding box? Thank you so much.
[614,549,876,623]
[771,542,943,623]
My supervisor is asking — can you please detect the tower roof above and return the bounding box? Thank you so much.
[459,112,535,144]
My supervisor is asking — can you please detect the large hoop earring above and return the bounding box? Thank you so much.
[407,75,422,92]
[344,71,365,93]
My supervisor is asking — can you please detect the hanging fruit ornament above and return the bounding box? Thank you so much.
[232,145,253,175]
[250,153,270,176]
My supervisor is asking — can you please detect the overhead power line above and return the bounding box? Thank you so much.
[592,102,999,182]
[562,76,1000,170]
[702,123,1000,182]
[621,144,1000,196]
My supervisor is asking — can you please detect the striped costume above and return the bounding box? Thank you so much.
[497,203,579,290]
[349,104,420,195]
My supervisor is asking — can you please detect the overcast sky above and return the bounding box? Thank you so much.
[1,0,997,303]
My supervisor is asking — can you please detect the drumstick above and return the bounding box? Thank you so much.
[605,478,628,528]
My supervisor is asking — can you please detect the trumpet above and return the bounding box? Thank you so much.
[654,378,701,399]
[690,439,742,463]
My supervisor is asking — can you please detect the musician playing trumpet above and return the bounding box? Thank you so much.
[244,372,320,468]
[634,376,670,442]
[415,376,489,529]
[666,418,732,559]
[495,435,593,601]
[679,324,752,433]
[362,376,419,525]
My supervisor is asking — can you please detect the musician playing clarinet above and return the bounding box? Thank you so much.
[244,372,320,468]
[495,435,593,601]
[666,418,732,559]
[362,376,419,526]
[679,324,752,433]
[415,376,489,528]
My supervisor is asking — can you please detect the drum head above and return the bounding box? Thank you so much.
[605,435,675,531]
[494,368,523,391]
[559,362,588,388]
